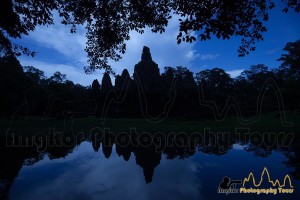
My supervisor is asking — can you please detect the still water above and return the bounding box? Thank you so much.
[1,132,299,200]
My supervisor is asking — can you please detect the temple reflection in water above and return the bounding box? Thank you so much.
[1,130,299,199]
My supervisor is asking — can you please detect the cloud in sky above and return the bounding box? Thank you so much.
[23,12,87,64]
[108,14,201,75]
[265,48,279,55]
[19,14,219,85]
[20,59,101,86]
[30,25,86,60]
[199,53,220,61]
[226,69,244,78]
[18,6,300,86]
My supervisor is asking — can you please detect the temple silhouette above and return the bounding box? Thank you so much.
[133,46,160,91]
[1,44,298,124]
[92,46,199,119]
[88,46,292,123]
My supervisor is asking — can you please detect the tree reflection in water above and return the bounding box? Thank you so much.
[0,131,299,199]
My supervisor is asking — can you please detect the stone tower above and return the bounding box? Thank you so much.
[133,46,160,91]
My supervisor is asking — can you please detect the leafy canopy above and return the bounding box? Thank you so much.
[1,0,299,73]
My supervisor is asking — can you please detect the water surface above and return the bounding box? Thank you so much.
[1,133,299,200]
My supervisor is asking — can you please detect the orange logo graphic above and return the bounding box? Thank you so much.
[242,166,293,188]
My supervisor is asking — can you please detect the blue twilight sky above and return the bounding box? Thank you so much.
[16,3,300,86]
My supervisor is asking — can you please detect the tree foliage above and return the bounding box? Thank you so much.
[23,66,46,85]
[0,41,300,117]
[1,0,299,72]
[277,39,300,79]
[49,71,67,83]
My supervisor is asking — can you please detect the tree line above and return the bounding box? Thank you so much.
[0,40,299,119]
